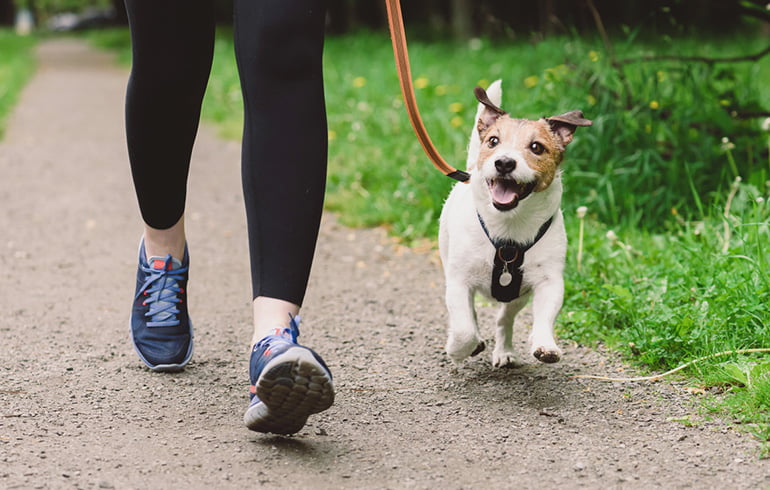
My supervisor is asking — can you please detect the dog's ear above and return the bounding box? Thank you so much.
[545,110,592,146]
[474,86,506,135]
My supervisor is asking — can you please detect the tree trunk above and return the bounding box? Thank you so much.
[0,0,15,26]
[450,0,473,39]
[112,0,128,24]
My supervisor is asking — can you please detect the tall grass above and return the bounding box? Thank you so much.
[0,30,36,140]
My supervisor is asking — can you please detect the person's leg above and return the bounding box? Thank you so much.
[233,0,329,342]
[124,0,215,371]
[125,0,215,260]
[234,0,333,434]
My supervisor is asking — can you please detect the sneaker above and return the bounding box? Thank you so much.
[244,316,334,434]
[129,239,193,372]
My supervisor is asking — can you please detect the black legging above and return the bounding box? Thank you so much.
[124,0,328,306]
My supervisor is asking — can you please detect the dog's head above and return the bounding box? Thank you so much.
[472,86,592,211]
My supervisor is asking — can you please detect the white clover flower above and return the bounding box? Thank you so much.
[762,118,770,132]
[606,230,618,242]
[576,206,588,219]
[720,137,735,151]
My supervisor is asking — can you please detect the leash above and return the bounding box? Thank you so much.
[385,0,471,183]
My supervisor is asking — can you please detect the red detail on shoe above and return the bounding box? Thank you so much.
[273,328,283,336]
[264,348,272,357]
[152,259,167,270]
[249,384,256,394]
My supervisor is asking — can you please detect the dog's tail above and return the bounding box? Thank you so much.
[466,79,503,170]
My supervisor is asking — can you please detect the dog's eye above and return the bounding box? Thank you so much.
[488,136,500,148]
[529,142,545,155]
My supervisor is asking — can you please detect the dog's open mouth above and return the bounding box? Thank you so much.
[488,178,536,210]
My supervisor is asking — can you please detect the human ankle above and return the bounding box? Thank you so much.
[251,297,300,346]
[143,216,186,260]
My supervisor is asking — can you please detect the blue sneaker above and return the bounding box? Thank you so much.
[129,239,193,372]
[244,316,334,434]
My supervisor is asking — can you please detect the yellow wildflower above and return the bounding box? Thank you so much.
[448,102,463,113]
[450,116,463,128]
[649,100,659,110]
[586,94,597,106]
[589,50,599,62]
[523,75,538,88]
[352,76,366,88]
[415,77,429,89]
[328,130,337,141]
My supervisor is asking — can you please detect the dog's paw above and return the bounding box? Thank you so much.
[492,349,521,369]
[471,341,486,357]
[532,345,562,364]
[446,335,485,364]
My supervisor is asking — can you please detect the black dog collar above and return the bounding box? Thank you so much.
[477,213,554,302]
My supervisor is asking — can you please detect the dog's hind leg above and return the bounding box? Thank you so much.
[492,295,528,368]
[444,282,485,364]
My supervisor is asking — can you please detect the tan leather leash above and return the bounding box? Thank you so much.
[385,0,471,183]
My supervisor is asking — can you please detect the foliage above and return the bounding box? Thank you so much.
[0,29,36,140]
[562,179,769,367]
[18,0,110,13]
[322,31,770,234]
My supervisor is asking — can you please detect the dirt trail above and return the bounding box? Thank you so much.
[1,39,768,489]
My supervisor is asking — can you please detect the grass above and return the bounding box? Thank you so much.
[0,30,37,140]
[82,27,770,453]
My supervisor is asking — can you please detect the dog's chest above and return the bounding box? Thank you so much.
[466,237,539,301]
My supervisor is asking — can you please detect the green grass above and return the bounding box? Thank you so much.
[0,30,37,140]
[84,27,770,452]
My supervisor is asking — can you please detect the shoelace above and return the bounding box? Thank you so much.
[137,254,188,327]
[254,315,301,350]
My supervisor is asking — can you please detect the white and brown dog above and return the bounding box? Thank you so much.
[439,80,591,368]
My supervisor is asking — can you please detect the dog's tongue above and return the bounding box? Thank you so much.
[491,179,519,206]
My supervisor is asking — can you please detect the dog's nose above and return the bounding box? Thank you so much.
[495,157,516,173]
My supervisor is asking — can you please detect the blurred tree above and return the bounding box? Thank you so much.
[3,0,761,35]
[0,0,15,25]
[450,0,472,39]
[110,0,124,23]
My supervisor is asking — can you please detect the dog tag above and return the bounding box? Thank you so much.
[499,271,513,287]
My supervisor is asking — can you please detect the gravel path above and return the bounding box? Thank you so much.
[1,38,768,489]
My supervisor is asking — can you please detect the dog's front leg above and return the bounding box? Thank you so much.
[529,276,564,363]
[492,295,528,368]
[444,281,485,364]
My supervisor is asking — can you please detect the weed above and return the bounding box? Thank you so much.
[0,30,37,140]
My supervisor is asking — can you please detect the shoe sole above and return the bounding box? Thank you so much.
[244,347,335,435]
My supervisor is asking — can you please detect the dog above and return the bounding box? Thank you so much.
[438,80,591,368]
